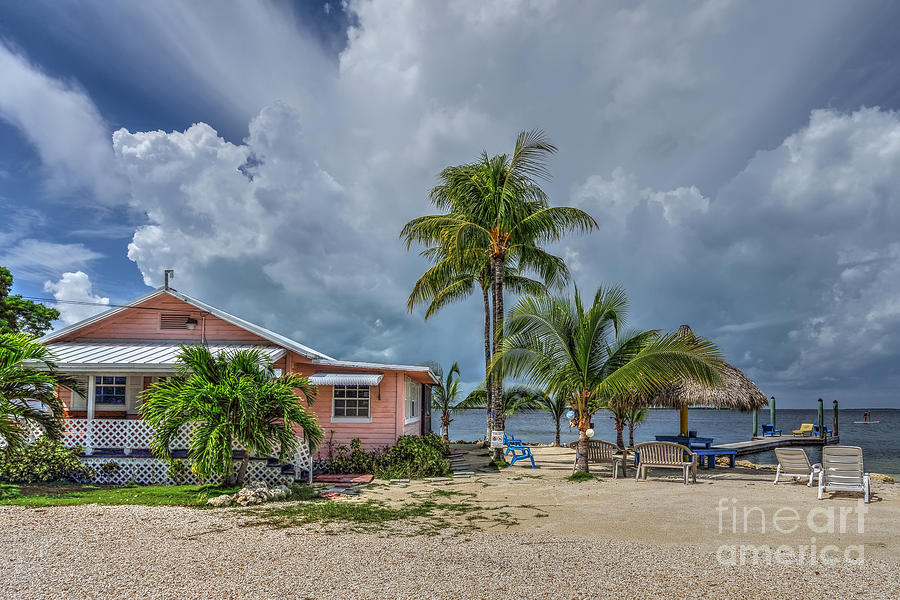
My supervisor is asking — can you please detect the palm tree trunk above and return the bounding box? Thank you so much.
[575,428,589,472]
[236,453,250,486]
[482,284,492,445]
[628,423,635,449]
[490,253,505,462]
[555,418,561,447]
[442,410,450,442]
[615,418,625,450]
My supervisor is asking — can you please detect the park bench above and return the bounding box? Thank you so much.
[568,440,625,478]
[634,441,697,485]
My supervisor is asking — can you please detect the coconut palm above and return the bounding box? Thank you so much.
[455,382,543,420]
[426,361,462,441]
[402,129,596,459]
[141,345,323,486]
[497,285,723,472]
[535,391,569,447]
[0,333,70,451]
[408,247,546,442]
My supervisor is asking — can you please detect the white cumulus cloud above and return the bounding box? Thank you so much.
[44,271,110,325]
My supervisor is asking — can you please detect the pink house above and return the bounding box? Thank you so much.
[40,285,436,471]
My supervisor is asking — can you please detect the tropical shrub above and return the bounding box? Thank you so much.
[331,434,450,479]
[0,438,91,483]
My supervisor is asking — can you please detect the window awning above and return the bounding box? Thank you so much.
[308,373,383,386]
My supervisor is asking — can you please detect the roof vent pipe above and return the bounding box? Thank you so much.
[164,269,174,290]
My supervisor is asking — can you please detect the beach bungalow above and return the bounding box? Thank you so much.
[35,284,436,483]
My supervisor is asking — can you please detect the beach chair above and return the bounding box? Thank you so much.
[791,423,814,437]
[761,424,781,436]
[633,441,697,485]
[773,448,821,486]
[818,446,870,503]
[568,440,625,478]
[813,425,833,437]
[505,440,535,468]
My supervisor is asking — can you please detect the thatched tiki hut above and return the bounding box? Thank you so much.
[647,325,768,435]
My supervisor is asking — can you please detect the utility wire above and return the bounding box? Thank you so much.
[19,296,206,313]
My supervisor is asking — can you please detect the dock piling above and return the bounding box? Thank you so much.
[833,399,839,437]
[817,398,825,440]
[752,409,758,439]
[769,396,775,428]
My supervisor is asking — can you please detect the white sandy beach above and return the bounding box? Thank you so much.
[2,446,897,600]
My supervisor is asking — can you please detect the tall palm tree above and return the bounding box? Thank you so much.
[425,361,462,441]
[535,391,569,447]
[402,129,596,460]
[408,247,545,443]
[0,333,70,451]
[141,345,323,486]
[455,382,543,420]
[497,285,723,472]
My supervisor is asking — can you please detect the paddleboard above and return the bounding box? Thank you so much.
[852,420,879,424]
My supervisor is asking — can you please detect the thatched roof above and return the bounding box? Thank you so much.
[644,325,768,412]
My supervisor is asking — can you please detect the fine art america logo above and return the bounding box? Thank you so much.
[715,497,867,566]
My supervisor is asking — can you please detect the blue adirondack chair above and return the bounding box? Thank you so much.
[813,425,833,436]
[761,424,781,436]
[505,440,535,468]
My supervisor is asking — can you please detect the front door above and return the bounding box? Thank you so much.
[420,384,432,435]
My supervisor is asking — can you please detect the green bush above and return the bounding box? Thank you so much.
[0,438,92,483]
[331,434,449,480]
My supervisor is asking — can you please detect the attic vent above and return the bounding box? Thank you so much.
[160,313,191,330]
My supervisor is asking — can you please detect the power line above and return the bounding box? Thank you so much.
[19,296,208,314]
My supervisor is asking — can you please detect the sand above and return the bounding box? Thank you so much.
[1,445,897,599]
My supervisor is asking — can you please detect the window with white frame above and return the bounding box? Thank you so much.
[333,385,370,419]
[405,377,421,422]
[94,375,126,405]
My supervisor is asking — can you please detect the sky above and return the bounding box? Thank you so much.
[2,1,900,408]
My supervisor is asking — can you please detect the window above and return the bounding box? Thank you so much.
[405,377,421,423]
[333,385,370,419]
[94,376,126,404]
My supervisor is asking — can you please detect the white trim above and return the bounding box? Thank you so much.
[404,376,421,425]
[330,384,373,424]
[314,358,439,384]
[86,376,96,420]
[310,373,383,386]
[40,287,333,361]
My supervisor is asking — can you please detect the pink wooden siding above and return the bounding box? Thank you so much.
[289,357,403,459]
[57,294,268,343]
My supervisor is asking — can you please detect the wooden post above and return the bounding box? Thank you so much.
[832,399,839,438]
[769,396,775,428]
[817,398,825,440]
[679,406,689,436]
[86,376,95,456]
[752,409,758,439]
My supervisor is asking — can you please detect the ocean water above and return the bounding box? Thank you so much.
[433,408,900,477]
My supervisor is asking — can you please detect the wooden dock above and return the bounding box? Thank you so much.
[718,435,840,456]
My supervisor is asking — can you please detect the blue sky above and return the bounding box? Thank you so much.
[2,1,900,408]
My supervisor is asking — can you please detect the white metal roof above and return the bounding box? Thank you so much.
[40,342,285,372]
[308,373,384,386]
[40,287,333,361]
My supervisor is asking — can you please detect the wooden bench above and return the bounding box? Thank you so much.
[634,441,697,485]
[569,440,625,478]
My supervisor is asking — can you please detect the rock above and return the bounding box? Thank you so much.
[231,480,292,505]
[207,494,233,507]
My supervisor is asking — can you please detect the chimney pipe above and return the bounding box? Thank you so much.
[164,269,174,290]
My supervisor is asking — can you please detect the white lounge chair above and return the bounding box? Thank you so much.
[818,446,870,503]
[773,447,821,486]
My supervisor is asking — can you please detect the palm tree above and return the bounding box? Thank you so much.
[455,382,543,420]
[141,345,323,486]
[625,406,649,448]
[426,361,462,441]
[0,333,70,451]
[402,129,596,460]
[535,391,569,446]
[497,285,723,472]
[408,247,545,443]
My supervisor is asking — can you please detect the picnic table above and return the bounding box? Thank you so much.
[692,447,737,468]
[654,434,714,449]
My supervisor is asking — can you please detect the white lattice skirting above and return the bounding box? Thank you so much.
[81,457,297,486]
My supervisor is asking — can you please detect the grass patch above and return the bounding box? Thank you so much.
[567,471,599,482]
[489,460,509,470]
[242,489,515,535]
[0,482,238,508]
